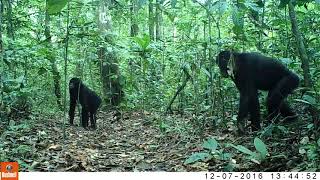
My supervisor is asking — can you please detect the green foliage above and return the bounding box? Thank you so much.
[185,137,269,168]
[231,6,244,36]
[299,139,320,168]
[1,77,33,120]
[254,137,268,159]
[228,137,268,163]
[184,152,211,165]
[211,0,228,16]
[229,144,255,156]
[184,138,231,167]
[202,138,218,151]
[47,0,68,14]
[133,34,151,52]
[1,0,320,171]
[137,0,148,10]
[171,0,178,8]
[296,94,317,106]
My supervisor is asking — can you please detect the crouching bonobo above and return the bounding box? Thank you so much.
[216,50,299,134]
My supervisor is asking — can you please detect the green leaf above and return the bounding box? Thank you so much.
[184,152,211,165]
[303,95,317,105]
[212,0,228,16]
[133,34,151,51]
[260,123,274,137]
[276,125,288,133]
[47,0,68,15]
[231,6,244,35]
[254,137,268,159]
[202,138,218,151]
[230,144,255,156]
[244,1,261,13]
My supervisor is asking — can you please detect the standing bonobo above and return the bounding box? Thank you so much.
[69,78,102,129]
[216,50,299,134]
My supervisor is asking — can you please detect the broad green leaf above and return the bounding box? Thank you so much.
[294,99,313,105]
[231,6,244,35]
[133,34,151,51]
[303,95,317,105]
[184,152,211,165]
[201,67,211,78]
[254,137,268,159]
[212,0,228,16]
[47,0,68,15]
[220,152,232,161]
[202,138,218,151]
[260,123,274,137]
[244,1,261,13]
[230,144,255,156]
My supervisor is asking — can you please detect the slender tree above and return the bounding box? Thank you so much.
[148,0,154,40]
[288,0,312,87]
[45,0,63,109]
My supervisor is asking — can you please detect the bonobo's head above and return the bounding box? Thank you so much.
[216,50,232,78]
[69,77,81,90]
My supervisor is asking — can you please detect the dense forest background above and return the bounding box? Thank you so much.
[0,0,320,172]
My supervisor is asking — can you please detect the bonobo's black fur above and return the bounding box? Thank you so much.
[69,78,102,129]
[216,50,300,133]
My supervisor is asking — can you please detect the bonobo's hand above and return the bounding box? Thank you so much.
[237,120,246,135]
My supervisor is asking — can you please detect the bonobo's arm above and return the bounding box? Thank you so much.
[235,74,256,134]
[237,90,249,134]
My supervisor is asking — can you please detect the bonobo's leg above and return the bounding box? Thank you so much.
[69,98,76,125]
[280,101,296,117]
[267,73,299,122]
[266,90,280,122]
[89,112,96,129]
[237,92,249,134]
[81,109,89,128]
[249,89,261,131]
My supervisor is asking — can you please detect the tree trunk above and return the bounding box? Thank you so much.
[6,0,13,40]
[45,2,62,109]
[98,0,124,107]
[99,47,123,106]
[0,0,3,110]
[155,0,162,41]
[130,0,138,37]
[5,0,14,72]
[148,0,154,40]
[288,1,312,87]
[0,0,3,58]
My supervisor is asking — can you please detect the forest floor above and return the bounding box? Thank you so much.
[1,109,317,172]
